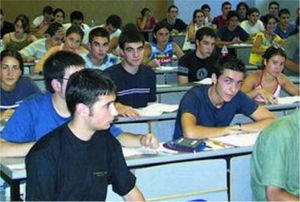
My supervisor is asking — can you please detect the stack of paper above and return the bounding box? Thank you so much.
[277,96,300,104]
[156,66,178,71]
[135,103,178,116]
[210,132,260,147]
[194,78,212,85]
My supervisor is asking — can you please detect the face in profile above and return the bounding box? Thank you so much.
[0,56,22,91]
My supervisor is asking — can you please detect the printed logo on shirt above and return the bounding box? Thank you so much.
[93,171,107,177]
[196,68,208,80]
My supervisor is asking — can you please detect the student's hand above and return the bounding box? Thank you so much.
[140,133,159,149]
[147,59,160,68]
[117,104,140,120]
[257,89,278,104]
[225,126,244,135]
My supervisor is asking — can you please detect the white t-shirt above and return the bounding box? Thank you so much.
[240,20,265,35]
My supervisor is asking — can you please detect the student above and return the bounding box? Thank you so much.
[240,7,265,37]
[251,110,300,201]
[20,22,64,62]
[249,14,284,65]
[212,1,232,28]
[260,1,280,23]
[0,9,14,39]
[159,5,187,35]
[283,17,299,75]
[3,14,37,51]
[63,10,90,34]
[236,2,249,22]
[81,27,120,70]
[136,8,158,31]
[0,51,158,157]
[53,8,65,24]
[25,68,145,201]
[34,25,88,74]
[32,6,53,38]
[145,21,184,67]
[173,55,276,140]
[178,27,219,84]
[187,9,205,42]
[0,50,41,109]
[275,8,296,39]
[201,4,214,27]
[241,47,299,104]
[104,30,156,119]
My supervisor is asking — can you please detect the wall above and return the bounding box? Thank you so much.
[1,0,172,27]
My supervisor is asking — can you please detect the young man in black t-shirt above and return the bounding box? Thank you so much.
[178,27,219,84]
[26,69,145,201]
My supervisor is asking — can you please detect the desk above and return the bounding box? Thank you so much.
[0,145,252,201]
[154,67,178,84]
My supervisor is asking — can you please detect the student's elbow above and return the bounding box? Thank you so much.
[182,125,200,139]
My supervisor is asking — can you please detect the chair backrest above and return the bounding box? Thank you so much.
[172,35,186,49]
[134,159,228,201]
[158,91,185,104]
[150,119,176,142]
[230,154,252,201]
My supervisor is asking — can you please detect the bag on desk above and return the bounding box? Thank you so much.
[163,138,206,153]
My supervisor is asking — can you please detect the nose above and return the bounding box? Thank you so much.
[110,104,118,117]
[230,83,237,93]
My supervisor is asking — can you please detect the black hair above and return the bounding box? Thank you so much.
[66,25,84,40]
[43,6,53,15]
[227,11,239,20]
[53,8,65,18]
[261,46,286,69]
[152,21,171,43]
[262,14,278,28]
[118,30,145,50]
[66,68,116,116]
[70,10,84,22]
[222,1,232,9]
[0,49,24,75]
[88,27,110,44]
[195,27,217,41]
[236,2,249,12]
[43,51,85,93]
[247,7,260,16]
[278,8,290,17]
[141,8,150,16]
[45,22,63,36]
[201,4,210,11]
[168,5,178,12]
[14,14,30,33]
[268,1,280,9]
[214,55,245,78]
[106,14,122,29]
[122,23,140,33]
[192,9,204,22]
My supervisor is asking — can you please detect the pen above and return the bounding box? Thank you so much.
[210,140,230,148]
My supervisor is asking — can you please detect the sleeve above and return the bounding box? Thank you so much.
[179,88,200,117]
[109,138,136,196]
[177,55,189,76]
[19,43,35,57]
[237,91,258,116]
[109,124,123,137]
[25,150,57,201]
[1,101,36,142]
[258,131,288,190]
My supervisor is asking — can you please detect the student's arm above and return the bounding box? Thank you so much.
[136,17,146,30]
[0,138,34,157]
[187,24,196,41]
[285,58,300,74]
[115,102,140,120]
[266,186,300,201]
[108,36,119,53]
[280,74,300,96]
[241,106,276,133]
[34,47,58,74]
[123,186,145,201]
[173,42,184,59]
[251,34,267,54]
[178,75,189,84]
[181,112,244,139]
[143,43,160,68]
[117,132,159,149]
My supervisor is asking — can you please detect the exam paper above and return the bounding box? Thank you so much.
[194,78,212,85]
[135,103,178,117]
[277,96,300,104]
[210,132,260,147]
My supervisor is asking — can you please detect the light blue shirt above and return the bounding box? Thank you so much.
[81,53,120,71]
[19,38,48,60]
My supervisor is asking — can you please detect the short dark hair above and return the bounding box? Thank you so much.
[106,14,122,29]
[43,6,53,15]
[66,68,116,116]
[14,14,30,33]
[247,7,260,16]
[168,5,178,12]
[236,2,249,12]
[227,11,239,20]
[66,25,84,40]
[122,23,140,33]
[43,51,85,93]
[268,1,280,9]
[153,21,171,34]
[195,27,217,41]
[45,22,63,36]
[70,10,84,22]
[53,8,65,18]
[88,27,110,44]
[222,1,232,9]
[278,8,290,17]
[261,46,286,69]
[214,55,245,78]
[141,8,150,16]
[0,49,24,75]
[201,4,210,11]
[119,30,145,50]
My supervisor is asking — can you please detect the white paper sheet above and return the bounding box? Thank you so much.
[135,103,178,117]
[210,132,260,147]
[277,96,300,104]
[194,78,212,85]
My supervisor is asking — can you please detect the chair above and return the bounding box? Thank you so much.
[230,154,252,201]
[150,119,176,142]
[133,159,228,201]
[172,35,186,49]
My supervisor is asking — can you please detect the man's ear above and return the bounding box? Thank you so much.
[196,39,200,46]
[51,79,62,92]
[76,103,90,117]
[211,73,217,85]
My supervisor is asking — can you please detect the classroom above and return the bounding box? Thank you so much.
[0,0,299,201]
